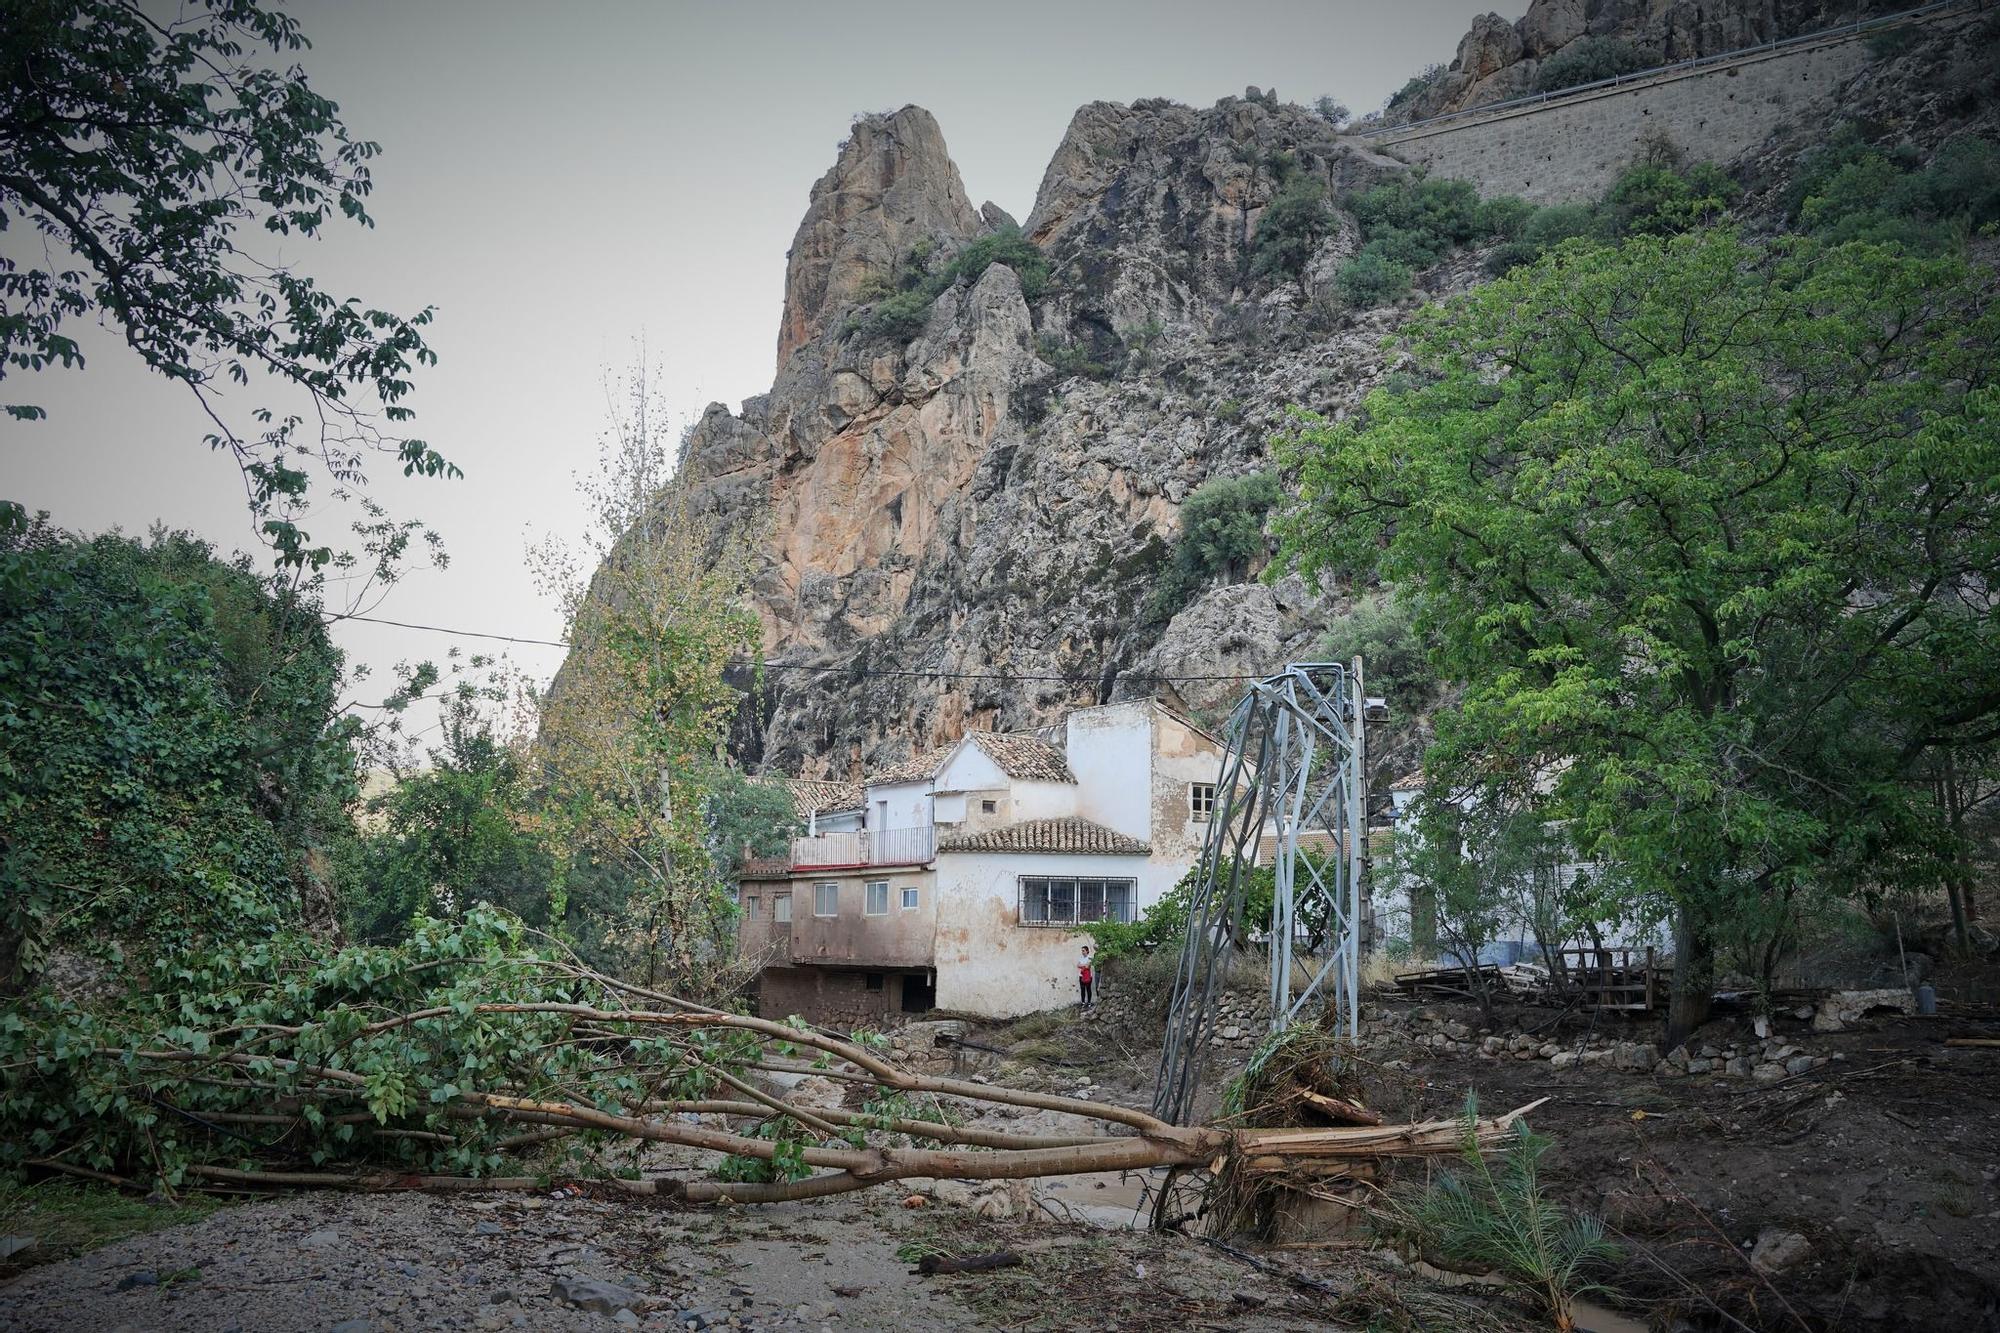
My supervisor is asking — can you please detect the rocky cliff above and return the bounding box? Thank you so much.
[602,3,1992,782]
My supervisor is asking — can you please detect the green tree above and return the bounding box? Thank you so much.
[1279,230,2000,1047]
[1249,173,1333,280]
[527,366,761,996]
[339,696,558,945]
[1,0,451,566]
[1145,471,1283,621]
[0,513,357,986]
[705,768,799,881]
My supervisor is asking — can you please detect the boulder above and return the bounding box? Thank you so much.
[550,1277,643,1315]
[1455,12,1526,81]
[1519,0,1587,58]
[1812,989,1915,1033]
[1749,1228,1812,1276]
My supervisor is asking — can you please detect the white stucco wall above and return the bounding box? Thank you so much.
[934,744,1006,794]
[1008,779,1079,822]
[866,778,933,831]
[1064,702,1153,843]
[932,850,1150,1017]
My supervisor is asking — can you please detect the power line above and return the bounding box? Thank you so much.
[326,611,1272,684]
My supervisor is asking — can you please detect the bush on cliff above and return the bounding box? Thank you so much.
[858,224,1050,342]
[1533,37,1651,94]
[1144,471,1283,622]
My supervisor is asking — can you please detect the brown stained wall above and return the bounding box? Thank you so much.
[1150,708,1223,871]
[753,965,923,1026]
[786,868,937,967]
[734,872,795,967]
[1368,29,1888,203]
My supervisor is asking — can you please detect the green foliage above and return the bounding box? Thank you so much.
[1249,173,1334,280]
[0,0,451,567]
[713,1114,813,1184]
[705,768,799,880]
[1144,471,1283,622]
[1533,37,1650,93]
[1790,126,2000,250]
[1035,334,1116,382]
[1597,159,1738,237]
[1318,593,1439,718]
[1385,1102,1619,1328]
[1279,228,2000,1038]
[1335,249,1413,306]
[337,700,559,946]
[859,225,1050,342]
[1473,195,1537,240]
[0,518,356,983]
[1312,95,1350,127]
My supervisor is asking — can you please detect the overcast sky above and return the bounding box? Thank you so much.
[4,0,1513,743]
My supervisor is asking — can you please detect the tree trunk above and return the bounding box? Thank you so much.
[1663,902,1713,1052]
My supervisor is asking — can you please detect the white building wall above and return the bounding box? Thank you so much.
[1008,779,1080,822]
[932,850,1151,1018]
[866,779,933,831]
[1063,702,1153,843]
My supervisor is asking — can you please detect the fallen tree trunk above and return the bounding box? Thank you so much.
[5,942,1545,1216]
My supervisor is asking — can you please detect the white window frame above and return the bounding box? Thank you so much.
[774,893,792,924]
[864,880,889,916]
[1190,782,1217,821]
[900,886,920,910]
[744,894,759,920]
[814,882,840,917]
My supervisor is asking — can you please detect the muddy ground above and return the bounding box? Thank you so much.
[2,989,1995,1332]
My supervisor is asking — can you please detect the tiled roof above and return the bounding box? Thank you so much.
[787,778,863,814]
[864,732,1077,787]
[1390,770,1426,792]
[966,732,1074,783]
[939,817,1149,856]
[864,743,958,786]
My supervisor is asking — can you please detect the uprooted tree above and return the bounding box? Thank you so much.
[0,908,1537,1206]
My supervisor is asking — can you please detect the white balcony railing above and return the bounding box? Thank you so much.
[789,826,936,870]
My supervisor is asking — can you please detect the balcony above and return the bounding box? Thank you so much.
[789,826,936,871]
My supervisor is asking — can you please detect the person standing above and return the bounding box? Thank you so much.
[1078,943,1095,1009]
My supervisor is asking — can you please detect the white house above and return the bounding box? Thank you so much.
[736,700,1227,1023]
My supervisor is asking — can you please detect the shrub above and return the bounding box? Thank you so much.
[1335,249,1413,306]
[1598,160,1738,236]
[1474,194,1537,240]
[1249,173,1335,279]
[1534,37,1650,93]
[1144,471,1283,620]
[858,224,1050,342]
[1035,334,1115,382]
[1313,95,1350,127]
[1351,176,1483,254]
[1384,1103,1620,1330]
[1789,127,2000,250]
[1866,24,1923,58]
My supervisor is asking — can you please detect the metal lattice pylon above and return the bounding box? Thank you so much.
[1151,661,1368,1125]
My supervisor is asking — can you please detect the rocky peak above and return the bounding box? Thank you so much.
[775,106,983,372]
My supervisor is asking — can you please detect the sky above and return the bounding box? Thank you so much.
[3,0,1514,743]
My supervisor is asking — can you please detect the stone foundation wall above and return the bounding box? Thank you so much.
[1365,24,1913,202]
[752,965,924,1027]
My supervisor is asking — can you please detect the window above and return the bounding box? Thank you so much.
[865,972,885,992]
[1190,783,1217,821]
[774,893,792,923]
[814,882,839,917]
[981,799,997,814]
[744,895,759,920]
[900,886,920,910]
[865,880,889,916]
[1019,877,1136,926]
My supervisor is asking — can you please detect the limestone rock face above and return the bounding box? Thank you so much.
[653,98,1442,776]
[775,106,983,372]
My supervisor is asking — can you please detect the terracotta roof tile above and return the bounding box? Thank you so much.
[1390,770,1426,792]
[787,778,863,814]
[864,732,1077,787]
[938,817,1148,856]
[863,743,958,786]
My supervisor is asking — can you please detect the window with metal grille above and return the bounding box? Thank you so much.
[865,880,889,915]
[1190,783,1217,821]
[1018,877,1135,926]
[814,882,839,917]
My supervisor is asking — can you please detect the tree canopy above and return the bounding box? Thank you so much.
[1278,228,2000,1043]
[1,0,451,566]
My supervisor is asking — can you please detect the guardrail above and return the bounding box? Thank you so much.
[1355,0,1968,139]
[790,826,937,870]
